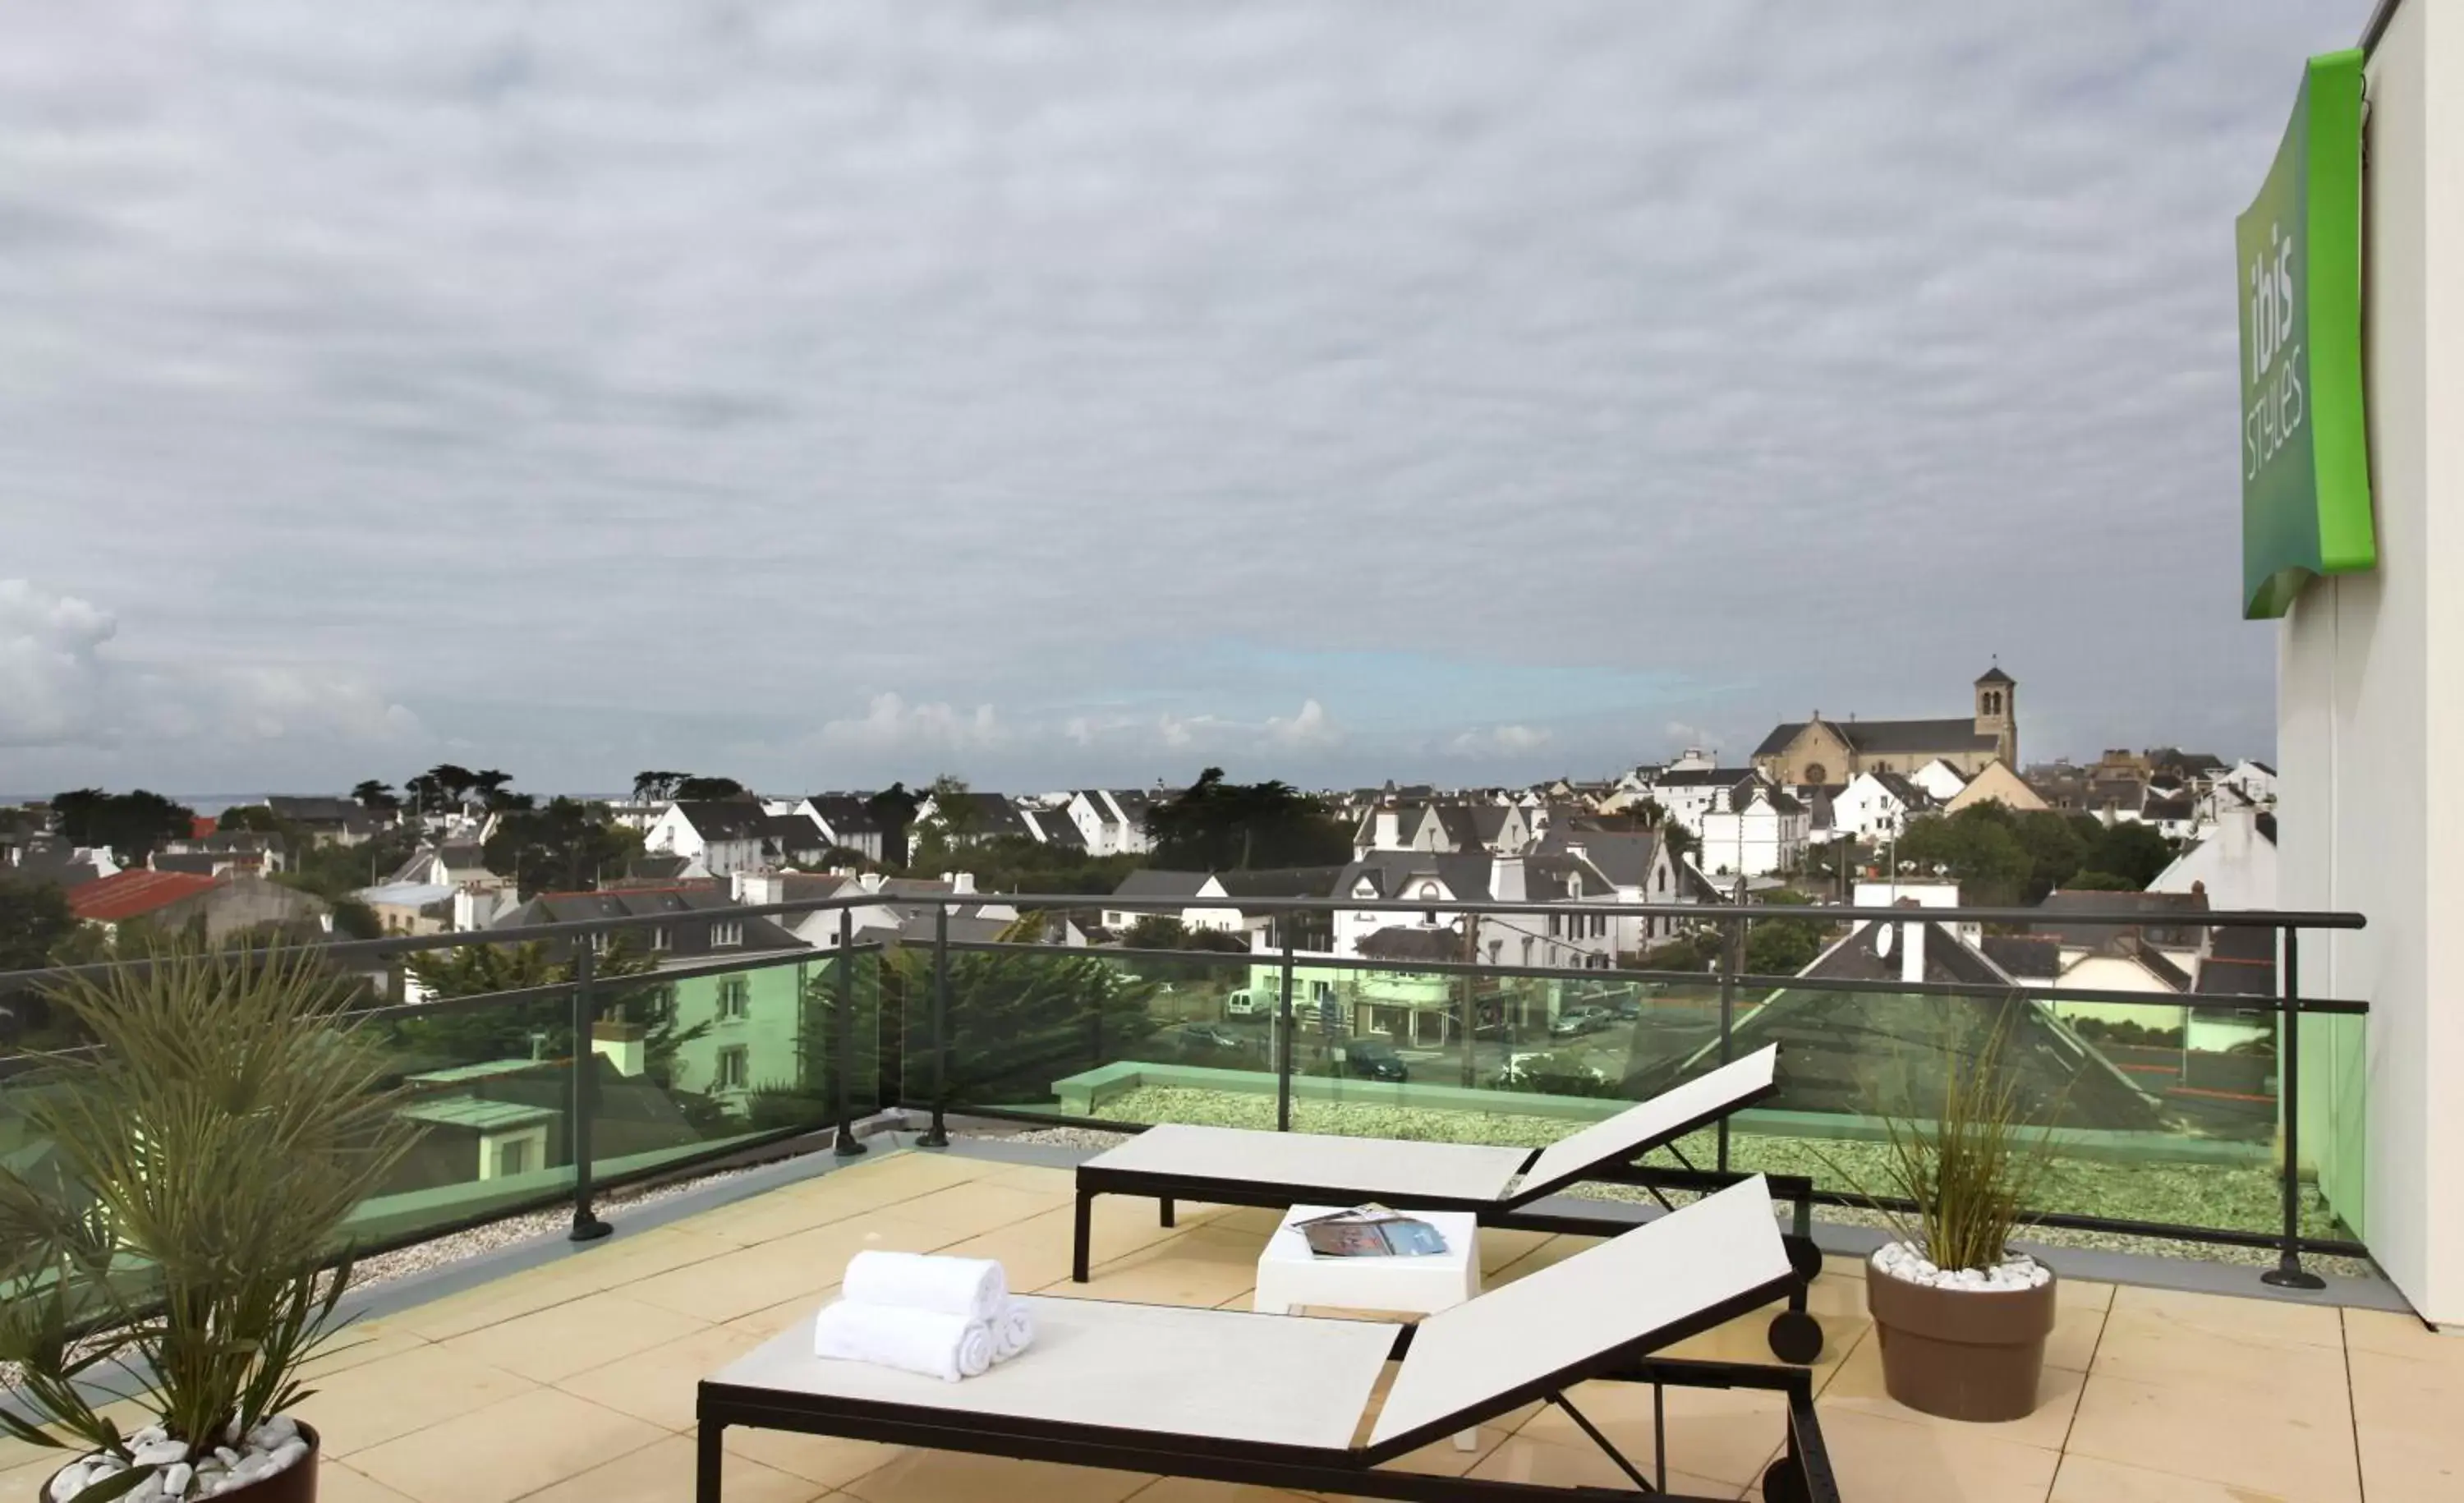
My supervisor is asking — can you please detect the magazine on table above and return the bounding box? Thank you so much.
[1291,1204,1450,1257]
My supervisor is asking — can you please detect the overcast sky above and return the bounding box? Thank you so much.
[2,2,2373,800]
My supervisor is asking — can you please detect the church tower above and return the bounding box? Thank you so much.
[1974,664,2017,766]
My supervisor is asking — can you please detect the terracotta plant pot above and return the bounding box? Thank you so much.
[1865,1260,2058,1422]
[46,1423,320,1503]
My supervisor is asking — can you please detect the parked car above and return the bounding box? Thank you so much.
[1173,1023,1243,1052]
[1340,1038,1409,1082]
[1226,987,1272,1016]
[1549,1006,1613,1039]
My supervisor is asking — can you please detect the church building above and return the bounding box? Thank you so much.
[1751,667,2018,785]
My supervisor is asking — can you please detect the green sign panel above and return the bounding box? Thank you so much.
[2238,48,2373,620]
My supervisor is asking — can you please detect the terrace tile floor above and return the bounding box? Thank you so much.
[8,1147,2456,1503]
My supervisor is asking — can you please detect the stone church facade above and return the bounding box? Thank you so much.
[1751,667,2018,785]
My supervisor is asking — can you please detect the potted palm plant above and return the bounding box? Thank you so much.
[1859,1004,2062,1423]
[1,945,414,1501]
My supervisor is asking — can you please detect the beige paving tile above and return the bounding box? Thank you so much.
[2105,1284,2343,1348]
[558,1225,745,1286]
[2089,1303,2351,1406]
[1808,1407,2061,1503]
[289,1342,539,1457]
[1473,1226,1556,1273]
[315,1462,425,1503]
[2041,1297,2108,1373]
[839,1448,1152,1503]
[0,1400,151,1476]
[1032,1193,1212,1275]
[523,1432,827,1503]
[388,1266,603,1341]
[2048,1451,2333,1502]
[1485,1234,1602,1286]
[2348,1345,2464,1501]
[1120,1478,1321,1501]
[888,1181,1078,1238]
[1510,1377,1791,1489]
[978,1163,1077,1194]
[303,1316,432,1380]
[2065,1372,2358,1503]
[1821,1252,1869,1280]
[0,1456,66,1503]
[1661,1303,1866,1379]
[1046,1227,1265,1308]
[926,1211,1084,1294]
[1818,1331,2087,1450]
[719,1427,903,1490]
[2342,1305,2464,1363]
[2053,1279,2115,1314]
[345,1386,666,1503]
[439,1288,710,1383]
[1461,1427,1735,1496]
[557,1321,771,1431]
[627,1215,958,1322]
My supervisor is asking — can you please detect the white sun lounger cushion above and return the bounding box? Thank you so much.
[1512,1044,1779,1200]
[1083,1123,1529,1202]
[1367,1175,1792,1449]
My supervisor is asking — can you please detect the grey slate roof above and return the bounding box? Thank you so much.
[1537,827,1661,889]
[498,887,804,957]
[1356,925,1463,963]
[1754,719,1997,758]
[1335,851,1497,903]
[1110,869,1217,899]
[1980,935,2061,978]
[2195,925,2277,998]
[2030,889,2210,950]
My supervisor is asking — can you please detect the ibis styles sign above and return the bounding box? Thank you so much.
[2238,48,2373,620]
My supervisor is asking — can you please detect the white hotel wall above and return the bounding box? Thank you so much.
[2278,0,2464,1323]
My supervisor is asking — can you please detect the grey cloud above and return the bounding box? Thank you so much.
[0,1,2373,794]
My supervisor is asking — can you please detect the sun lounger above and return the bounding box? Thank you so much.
[1072,1043,1827,1360]
[697,1176,1839,1503]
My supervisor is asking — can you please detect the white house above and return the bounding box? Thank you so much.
[792,795,885,862]
[2214,760,2279,807]
[1537,826,1688,952]
[1330,851,1618,972]
[2149,802,2278,912]
[1102,870,1243,934]
[1698,779,1809,878]
[1641,765,1763,836]
[645,801,831,876]
[1906,758,1973,804]
[1061,789,1155,856]
[1828,770,1932,842]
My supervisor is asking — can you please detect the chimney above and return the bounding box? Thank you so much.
[1375,809,1400,848]
[1490,854,1527,903]
[858,871,887,894]
[734,871,784,907]
[950,871,977,895]
[1896,899,1927,986]
[2219,804,2252,862]
[591,1019,646,1078]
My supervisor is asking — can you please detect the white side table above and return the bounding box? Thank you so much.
[1254,1204,1483,1450]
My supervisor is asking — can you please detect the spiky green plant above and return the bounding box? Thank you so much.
[0,944,414,1494]
[1860,1000,2062,1273]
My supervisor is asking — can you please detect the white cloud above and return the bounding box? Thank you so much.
[1662,723,1723,755]
[0,2,2371,785]
[0,578,422,756]
[816,692,1005,753]
[1262,699,1342,750]
[1449,723,1553,758]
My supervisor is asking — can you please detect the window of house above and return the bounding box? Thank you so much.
[715,1046,749,1091]
[588,931,609,954]
[1805,763,1827,784]
[1591,912,1606,938]
[717,976,750,1019]
[712,920,744,948]
[651,926,673,951]
[495,1137,531,1177]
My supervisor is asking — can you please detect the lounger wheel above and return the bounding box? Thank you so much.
[1783,1234,1822,1283]
[1761,1455,1812,1503]
[1766,1309,1823,1365]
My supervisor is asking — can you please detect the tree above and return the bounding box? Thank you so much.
[885,917,1159,1104]
[470,769,525,812]
[483,797,644,897]
[2009,809,2087,902]
[630,770,687,803]
[673,775,747,802]
[1742,889,1827,976]
[2063,870,2139,891]
[215,805,286,834]
[351,779,402,815]
[1662,824,1700,862]
[1893,807,2031,905]
[2077,820,2175,889]
[394,937,701,1083]
[1122,914,1250,954]
[404,763,479,816]
[49,788,196,862]
[864,783,920,868]
[1143,768,1353,871]
[0,877,83,971]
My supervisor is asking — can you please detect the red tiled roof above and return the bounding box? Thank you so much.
[70,869,221,922]
[191,815,218,839]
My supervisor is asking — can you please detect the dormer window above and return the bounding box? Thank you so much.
[712,920,744,948]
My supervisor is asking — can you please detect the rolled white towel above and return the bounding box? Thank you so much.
[842,1249,1008,1323]
[813,1300,995,1382]
[991,1298,1035,1363]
